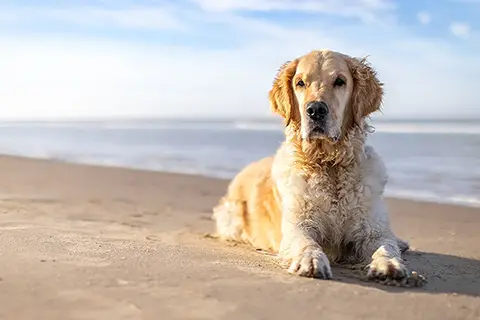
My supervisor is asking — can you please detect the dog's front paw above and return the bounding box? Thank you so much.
[367,256,407,281]
[286,246,332,279]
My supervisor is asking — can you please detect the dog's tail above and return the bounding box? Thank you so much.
[212,197,247,242]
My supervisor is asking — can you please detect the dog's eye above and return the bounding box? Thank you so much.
[296,80,305,87]
[333,77,346,87]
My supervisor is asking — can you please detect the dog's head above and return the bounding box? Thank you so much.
[269,49,383,143]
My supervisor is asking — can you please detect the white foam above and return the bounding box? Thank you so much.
[1,119,479,135]
[233,120,480,135]
[372,122,480,135]
[385,188,480,208]
[233,121,282,132]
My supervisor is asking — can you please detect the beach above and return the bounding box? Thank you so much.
[0,155,479,320]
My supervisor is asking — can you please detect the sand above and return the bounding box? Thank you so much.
[0,155,478,320]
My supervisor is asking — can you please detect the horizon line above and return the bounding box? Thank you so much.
[0,115,479,122]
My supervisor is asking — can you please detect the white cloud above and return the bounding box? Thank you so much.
[0,36,279,119]
[0,2,478,120]
[1,29,478,120]
[416,11,431,25]
[189,0,396,23]
[0,6,184,30]
[449,22,471,38]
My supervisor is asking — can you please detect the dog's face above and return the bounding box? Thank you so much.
[269,50,383,143]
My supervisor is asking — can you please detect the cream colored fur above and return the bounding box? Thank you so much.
[212,49,410,281]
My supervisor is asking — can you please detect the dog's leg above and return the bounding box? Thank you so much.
[354,200,408,282]
[279,219,332,279]
[363,234,407,281]
[396,236,410,253]
[359,149,410,281]
[276,174,332,279]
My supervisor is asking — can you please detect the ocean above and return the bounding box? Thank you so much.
[0,118,479,208]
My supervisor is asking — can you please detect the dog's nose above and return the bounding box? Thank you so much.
[306,101,329,121]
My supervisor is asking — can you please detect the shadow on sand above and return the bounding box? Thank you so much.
[332,250,480,297]
[202,232,480,298]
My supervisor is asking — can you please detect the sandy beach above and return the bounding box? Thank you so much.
[0,155,479,320]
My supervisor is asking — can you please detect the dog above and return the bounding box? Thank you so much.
[212,49,410,281]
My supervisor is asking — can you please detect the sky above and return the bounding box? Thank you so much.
[0,0,479,120]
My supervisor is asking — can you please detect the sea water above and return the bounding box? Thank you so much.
[0,118,478,208]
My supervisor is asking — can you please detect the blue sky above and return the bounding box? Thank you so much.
[0,0,478,119]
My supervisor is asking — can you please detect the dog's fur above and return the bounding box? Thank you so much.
[213,49,410,280]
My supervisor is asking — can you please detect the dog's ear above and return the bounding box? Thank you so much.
[268,59,299,127]
[347,56,383,126]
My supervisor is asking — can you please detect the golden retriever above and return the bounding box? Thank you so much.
[212,49,410,281]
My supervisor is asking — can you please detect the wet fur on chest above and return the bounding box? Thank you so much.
[282,126,376,263]
[297,162,373,262]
